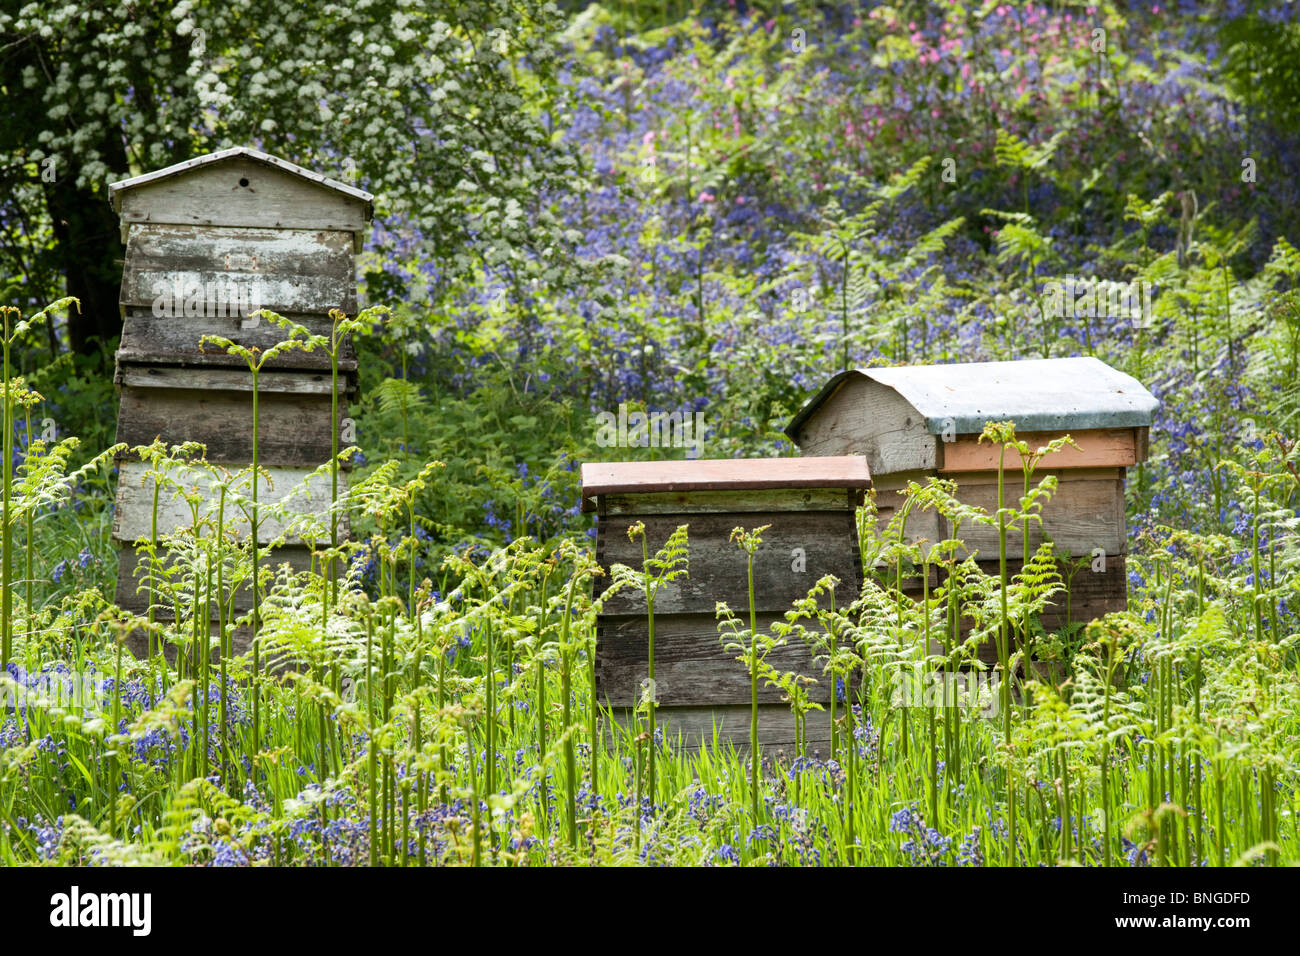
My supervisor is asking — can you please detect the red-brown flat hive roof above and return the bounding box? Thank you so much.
[581,456,871,509]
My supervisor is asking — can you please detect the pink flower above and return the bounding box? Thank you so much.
[698,192,715,203]
[736,196,745,205]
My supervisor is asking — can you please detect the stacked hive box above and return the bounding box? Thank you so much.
[107,148,371,654]
[784,357,1158,662]
[582,457,871,752]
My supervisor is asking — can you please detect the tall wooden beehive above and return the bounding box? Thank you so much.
[785,357,1159,661]
[582,457,871,753]
[107,148,372,652]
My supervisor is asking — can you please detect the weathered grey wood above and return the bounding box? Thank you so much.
[115,544,328,614]
[596,510,862,616]
[113,460,344,545]
[119,224,357,317]
[789,375,937,475]
[116,156,369,234]
[117,309,356,374]
[937,477,1127,559]
[117,365,341,395]
[912,555,1129,665]
[597,612,833,707]
[601,488,855,516]
[115,385,345,467]
[868,473,1133,561]
[609,705,835,755]
[1044,554,1130,625]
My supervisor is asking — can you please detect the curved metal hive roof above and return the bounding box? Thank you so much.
[786,356,1160,438]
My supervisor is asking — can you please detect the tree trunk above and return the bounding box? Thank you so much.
[42,177,125,359]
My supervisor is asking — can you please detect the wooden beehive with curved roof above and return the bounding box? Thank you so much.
[786,357,1159,659]
[107,148,371,651]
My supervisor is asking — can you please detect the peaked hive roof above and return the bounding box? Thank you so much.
[108,146,373,216]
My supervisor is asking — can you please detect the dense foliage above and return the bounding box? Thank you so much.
[1,1,1299,866]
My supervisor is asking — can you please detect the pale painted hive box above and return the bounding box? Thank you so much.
[582,456,871,753]
[785,357,1159,657]
[107,148,371,649]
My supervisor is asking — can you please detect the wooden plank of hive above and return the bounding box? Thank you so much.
[941,475,1127,559]
[118,224,357,316]
[117,309,357,374]
[596,510,862,616]
[117,365,341,394]
[868,468,1126,559]
[911,555,1130,665]
[596,612,835,708]
[114,544,326,615]
[112,460,344,546]
[600,488,856,516]
[115,383,344,468]
[609,705,836,755]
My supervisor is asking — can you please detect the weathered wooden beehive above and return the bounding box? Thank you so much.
[582,457,871,752]
[785,357,1158,660]
[107,148,372,652]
